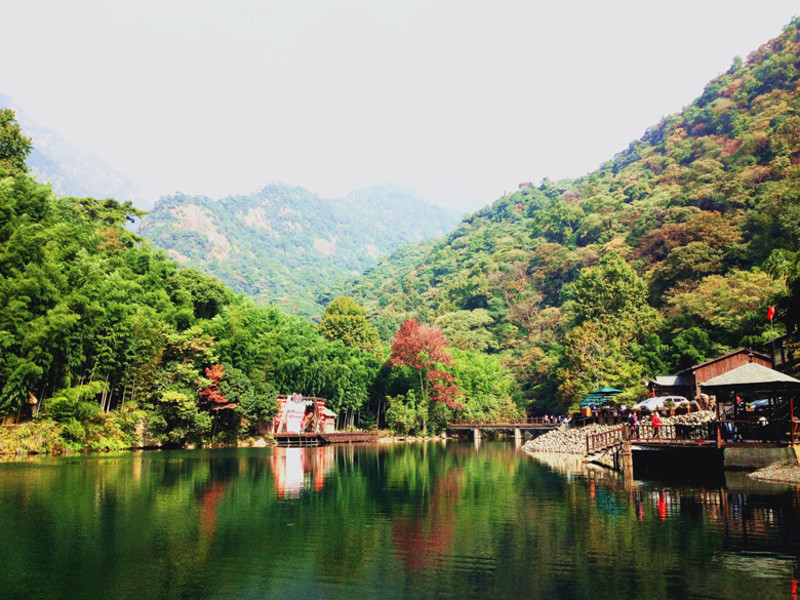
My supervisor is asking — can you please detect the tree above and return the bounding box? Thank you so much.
[200,364,229,406]
[664,269,785,347]
[318,296,379,350]
[433,309,496,352]
[0,109,31,178]
[388,319,458,430]
[564,251,655,329]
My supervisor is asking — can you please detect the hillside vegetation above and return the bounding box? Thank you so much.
[3,19,800,451]
[348,18,800,411]
[0,109,516,451]
[140,183,460,315]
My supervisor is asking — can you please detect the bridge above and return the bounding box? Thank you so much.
[446,418,558,441]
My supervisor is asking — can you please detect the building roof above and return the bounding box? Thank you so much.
[700,362,800,392]
[677,348,770,375]
[649,375,691,388]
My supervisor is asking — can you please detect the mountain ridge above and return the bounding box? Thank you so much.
[140,182,461,314]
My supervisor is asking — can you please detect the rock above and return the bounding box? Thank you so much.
[522,423,619,455]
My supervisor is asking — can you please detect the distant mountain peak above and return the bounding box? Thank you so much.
[139,183,461,315]
[0,91,143,206]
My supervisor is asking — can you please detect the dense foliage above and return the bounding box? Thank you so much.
[139,183,460,316]
[5,19,800,446]
[0,109,516,449]
[348,18,800,413]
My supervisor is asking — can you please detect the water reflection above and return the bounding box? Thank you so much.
[527,448,800,558]
[0,444,799,600]
[270,445,335,498]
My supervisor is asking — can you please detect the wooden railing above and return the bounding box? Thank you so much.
[713,419,786,445]
[633,423,681,441]
[447,417,559,426]
[586,425,627,455]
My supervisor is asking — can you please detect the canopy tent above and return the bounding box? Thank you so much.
[699,362,800,395]
[579,386,623,408]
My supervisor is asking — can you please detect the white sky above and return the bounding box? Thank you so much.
[1,0,798,210]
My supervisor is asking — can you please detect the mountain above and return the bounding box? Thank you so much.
[0,92,140,204]
[139,183,461,314]
[346,18,800,410]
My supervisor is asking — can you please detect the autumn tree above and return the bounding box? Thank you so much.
[200,364,229,406]
[388,319,458,431]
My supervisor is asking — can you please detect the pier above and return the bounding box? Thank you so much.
[274,431,380,447]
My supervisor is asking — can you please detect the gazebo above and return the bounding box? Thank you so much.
[700,362,800,444]
[700,362,800,396]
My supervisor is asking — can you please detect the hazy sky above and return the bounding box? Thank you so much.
[1,0,798,210]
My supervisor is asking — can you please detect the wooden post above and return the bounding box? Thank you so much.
[473,427,482,441]
[514,427,522,442]
[621,425,634,485]
[791,398,795,447]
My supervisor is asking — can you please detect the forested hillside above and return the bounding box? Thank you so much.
[139,183,460,315]
[348,18,800,411]
[0,109,516,452]
[4,19,800,453]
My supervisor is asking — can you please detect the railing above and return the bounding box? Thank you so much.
[632,423,681,441]
[713,419,787,445]
[631,420,789,446]
[586,425,627,455]
[447,417,560,426]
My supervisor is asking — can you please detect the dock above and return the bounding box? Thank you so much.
[274,431,380,447]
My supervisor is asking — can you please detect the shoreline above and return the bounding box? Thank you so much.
[748,462,800,484]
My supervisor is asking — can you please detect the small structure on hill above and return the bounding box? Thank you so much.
[647,349,771,400]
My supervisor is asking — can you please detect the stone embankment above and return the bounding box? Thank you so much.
[664,410,716,427]
[522,411,717,455]
[522,423,614,454]
[750,462,800,484]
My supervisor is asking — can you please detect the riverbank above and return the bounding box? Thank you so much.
[0,424,431,460]
[750,462,800,484]
[521,411,717,455]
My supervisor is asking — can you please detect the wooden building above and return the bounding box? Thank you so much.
[647,348,772,400]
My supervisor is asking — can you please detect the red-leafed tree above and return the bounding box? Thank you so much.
[428,369,462,409]
[389,319,459,409]
[200,364,229,406]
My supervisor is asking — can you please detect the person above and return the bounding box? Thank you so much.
[628,412,639,439]
[651,412,662,439]
[301,407,315,433]
[758,416,769,443]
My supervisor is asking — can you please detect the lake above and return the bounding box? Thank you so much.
[0,441,798,599]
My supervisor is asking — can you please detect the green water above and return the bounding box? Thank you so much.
[0,442,798,600]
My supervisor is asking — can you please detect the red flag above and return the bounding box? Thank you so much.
[767,305,775,321]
